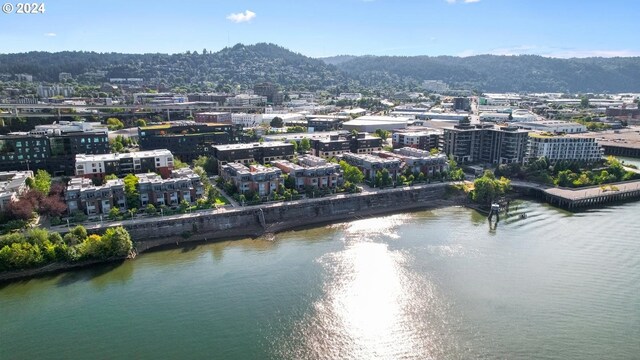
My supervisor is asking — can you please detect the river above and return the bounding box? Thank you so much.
[1,200,639,359]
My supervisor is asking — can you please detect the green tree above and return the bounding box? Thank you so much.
[123,174,140,209]
[300,138,311,153]
[145,203,157,215]
[33,170,51,195]
[339,160,365,184]
[104,174,118,182]
[173,157,188,169]
[179,199,190,213]
[289,140,298,153]
[580,96,590,108]
[136,119,147,127]
[374,129,390,141]
[101,226,133,257]
[108,207,120,220]
[106,117,124,130]
[270,116,284,128]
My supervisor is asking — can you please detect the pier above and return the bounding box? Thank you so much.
[512,180,640,209]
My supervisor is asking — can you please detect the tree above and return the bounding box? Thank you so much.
[179,199,190,213]
[173,157,188,169]
[145,204,156,215]
[6,198,35,221]
[270,116,284,128]
[104,174,118,182]
[106,117,124,130]
[580,96,590,108]
[33,170,51,195]
[374,129,390,141]
[289,140,298,154]
[136,119,147,127]
[101,227,133,257]
[300,138,311,153]
[123,174,140,209]
[429,148,439,156]
[339,160,365,184]
[108,207,120,220]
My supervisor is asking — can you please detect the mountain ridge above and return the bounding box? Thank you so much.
[1,43,640,93]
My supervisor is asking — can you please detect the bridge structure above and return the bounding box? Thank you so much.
[511,180,640,209]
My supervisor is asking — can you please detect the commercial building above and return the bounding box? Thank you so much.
[0,121,109,176]
[0,171,33,212]
[225,94,267,107]
[75,149,174,180]
[64,177,127,216]
[137,168,204,207]
[423,112,469,122]
[195,112,232,124]
[307,116,344,131]
[342,153,402,183]
[515,121,586,134]
[527,133,604,163]
[37,85,75,98]
[392,130,442,151]
[211,142,295,172]
[272,156,342,191]
[479,112,511,123]
[342,115,409,132]
[443,123,529,164]
[453,97,471,112]
[220,163,282,197]
[254,82,284,105]
[231,113,266,127]
[138,121,236,163]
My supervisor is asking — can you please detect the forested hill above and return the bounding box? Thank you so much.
[0,43,346,91]
[330,54,640,93]
[2,43,640,93]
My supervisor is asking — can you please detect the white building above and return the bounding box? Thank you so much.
[231,113,265,127]
[423,80,449,93]
[338,93,363,101]
[37,85,75,98]
[480,112,511,122]
[342,115,409,132]
[516,121,586,134]
[527,134,604,163]
[0,171,33,211]
[510,109,537,122]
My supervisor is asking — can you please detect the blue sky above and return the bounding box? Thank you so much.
[1,0,639,58]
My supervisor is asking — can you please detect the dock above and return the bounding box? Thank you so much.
[512,180,640,209]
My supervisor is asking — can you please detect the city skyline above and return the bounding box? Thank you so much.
[0,0,638,58]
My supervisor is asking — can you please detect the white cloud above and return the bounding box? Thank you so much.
[464,0,481,3]
[44,32,56,37]
[226,10,256,23]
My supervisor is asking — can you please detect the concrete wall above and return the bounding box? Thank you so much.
[126,184,449,251]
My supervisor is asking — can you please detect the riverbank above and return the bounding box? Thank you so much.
[0,183,467,283]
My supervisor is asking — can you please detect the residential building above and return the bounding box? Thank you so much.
[137,168,204,207]
[138,121,236,163]
[37,84,75,98]
[195,112,232,124]
[211,142,295,173]
[443,123,529,164]
[527,133,604,163]
[0,121,109,176]
[423,80,449,93]
[390,148,449,176]
[220,163,282,197]
[272,156,342,191]
[342,153,402,183]
[392,130,442,151]
[0,171,33,212]
[310,135,351,158]
[350,132,384,154]
[64,177,127,216]
[75,149,174,180]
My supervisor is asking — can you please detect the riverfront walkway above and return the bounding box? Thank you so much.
[512,180,640,209]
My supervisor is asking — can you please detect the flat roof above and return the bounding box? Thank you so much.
[76,149,172,162]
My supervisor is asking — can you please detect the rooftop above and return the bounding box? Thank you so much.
[76,149,173,162]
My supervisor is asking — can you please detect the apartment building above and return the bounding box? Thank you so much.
[342,153,402,182]
[391,148,449,176]
[194,112,232,124]
[443,123,529,164]
[220,163,282,197]
[0,121,109,176]
[272,156,342,190]
[75,149,174,180]
[64,177,127,216]
[392,130,442,151]
[211,142,295,173]
[527,134,604,163]
[137,168,204,207]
